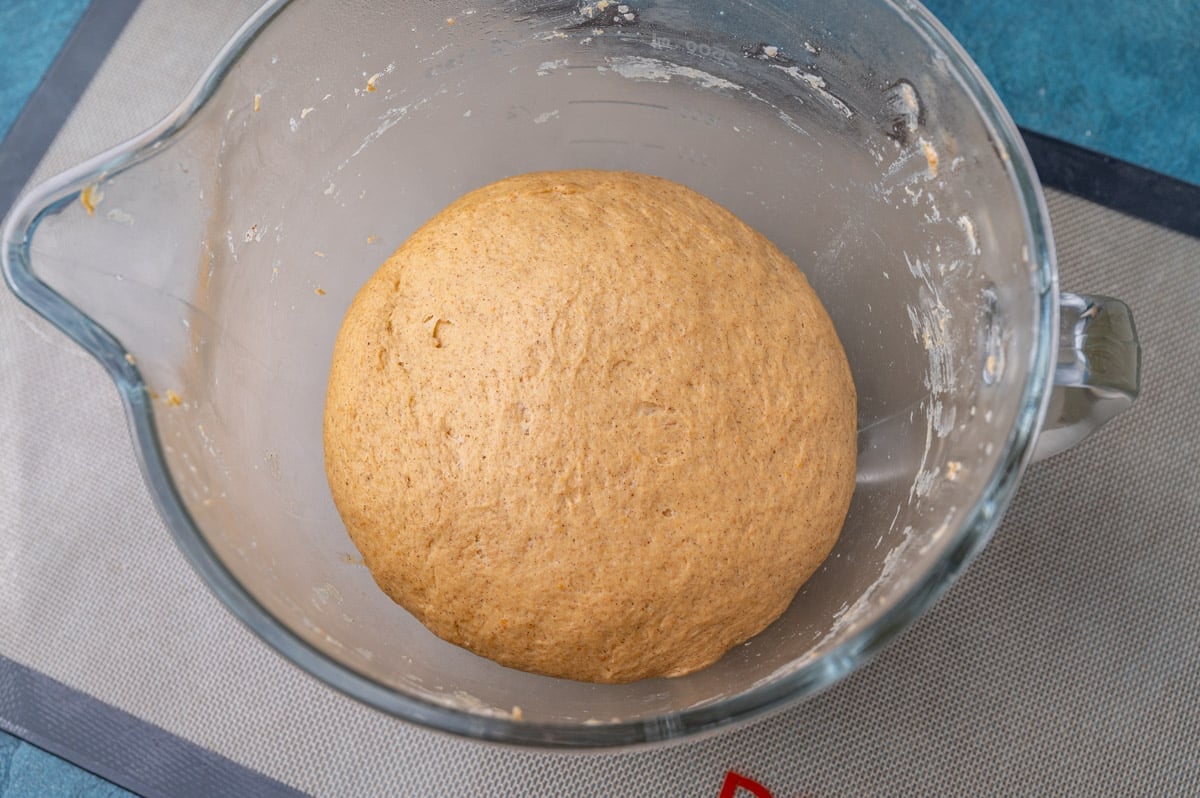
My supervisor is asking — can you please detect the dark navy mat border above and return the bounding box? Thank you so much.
[1023,130,1200,239]
[1,2,1197,797]
[0,0,140,220]
[0,656,304,798]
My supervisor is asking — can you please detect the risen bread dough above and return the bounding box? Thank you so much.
[324,170,856,683]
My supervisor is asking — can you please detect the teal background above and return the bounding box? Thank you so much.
[0,0,91,141]
[0,731,127,796]
[923,0,1200,185]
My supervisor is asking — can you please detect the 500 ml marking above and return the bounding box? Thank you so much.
[651,33,739,66]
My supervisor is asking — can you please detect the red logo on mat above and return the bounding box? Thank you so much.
[719,770,773,798]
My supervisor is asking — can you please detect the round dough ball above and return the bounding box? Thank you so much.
[324,170,856,683]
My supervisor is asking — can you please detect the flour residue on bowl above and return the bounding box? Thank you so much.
[905,254,956,398]
[311,582,343,611]
[903,252,958,501]
[421,688,523,720]
[750,498,959,693]
[871,122,984,509]
[602,55,740,91]
[769,64,853,118]
[831,523,915,624]
[336,98,429,172]
[537,58,570,75]
[748,522,919,693]
[883,79,921,140]
[105,208,135,225]
[586,54,814,137]
[957,214,980,255]
[878,136,941,192]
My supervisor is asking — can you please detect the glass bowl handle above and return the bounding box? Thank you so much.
[1033,293,1141,461]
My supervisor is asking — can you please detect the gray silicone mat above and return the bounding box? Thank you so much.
[2,1,1198,794]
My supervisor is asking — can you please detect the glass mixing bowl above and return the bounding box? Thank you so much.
[2,0,1139,746]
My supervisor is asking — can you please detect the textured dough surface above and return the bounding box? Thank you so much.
[324,170,856,683]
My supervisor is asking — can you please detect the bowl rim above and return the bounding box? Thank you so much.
[0,0,1057,748]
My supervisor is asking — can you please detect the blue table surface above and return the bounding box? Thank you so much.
[0,0,1197,795]
[0,0,90,144]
